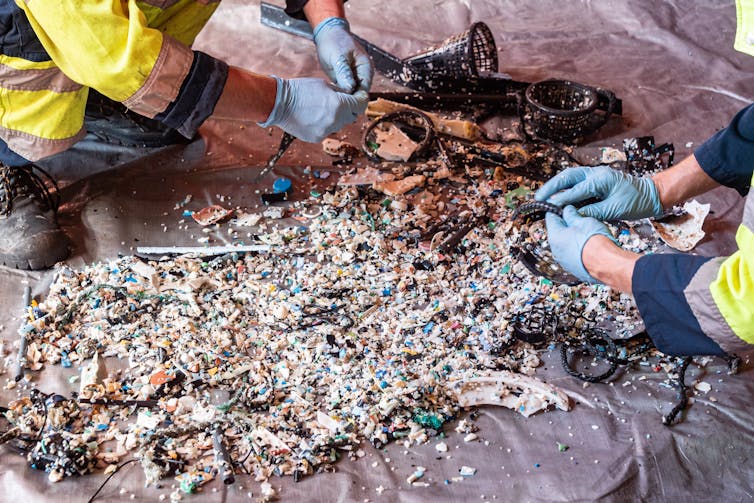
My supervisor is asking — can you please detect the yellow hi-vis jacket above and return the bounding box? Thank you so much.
[0,0,225,162]
[735,0,754,56]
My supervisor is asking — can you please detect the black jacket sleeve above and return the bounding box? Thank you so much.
[284,0,347,21]
[285,0,310,20]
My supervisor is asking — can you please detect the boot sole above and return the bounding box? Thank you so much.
[1,230,70,271]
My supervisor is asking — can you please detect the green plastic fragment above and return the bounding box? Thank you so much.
[414,413,444,430]
[180,478,197,494]
[501,264,511,274]
[310,190,321,198]
[504,186,532,208]
[557,442,569,452]
[540,278,553,286]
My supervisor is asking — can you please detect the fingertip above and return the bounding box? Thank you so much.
[561,205,580,221]
[577,204,597,219]
[534,182,556,202]
[546,193,565,206]
[355,59,374,91]
[337,76,357,94]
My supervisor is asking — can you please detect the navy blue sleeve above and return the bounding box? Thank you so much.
[0,138,30,166]
[153,51,228,139]
[632,254,725,356]
[694,104,754,196]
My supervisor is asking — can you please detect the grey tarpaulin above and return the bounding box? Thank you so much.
[1,0,753,501]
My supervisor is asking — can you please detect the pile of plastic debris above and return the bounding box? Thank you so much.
[2,159,662,496]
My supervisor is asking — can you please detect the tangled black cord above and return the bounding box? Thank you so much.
[662,356,692,425]
[559,327,622,383]
[558,326,741,426]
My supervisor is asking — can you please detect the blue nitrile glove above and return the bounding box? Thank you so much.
[313,17,373,93]
[545,205,618,284]
[259,76,368,143]
[535,166,664,221]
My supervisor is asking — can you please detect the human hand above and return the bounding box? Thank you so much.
[545,206,618,283]
[535,166,663,221]
[259,76,368,143]
[313,17,373,93]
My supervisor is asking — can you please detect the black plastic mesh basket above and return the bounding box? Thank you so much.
[524,79,615,142]
[404,22,498,87]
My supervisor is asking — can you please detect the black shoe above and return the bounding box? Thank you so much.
[0,163,70,270]
[84,90,192,148]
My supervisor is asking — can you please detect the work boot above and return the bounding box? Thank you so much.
[84,90,192,148]
[0,162,70,270]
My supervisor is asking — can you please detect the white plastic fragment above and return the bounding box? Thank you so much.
[406,467,425,484]
[459,466,477,477]
[136,411,161,430]
[79,352,107,398]
[694,381,711,393]
[316,411,343,434]
[260,482,276,501]
[651,199,710,251]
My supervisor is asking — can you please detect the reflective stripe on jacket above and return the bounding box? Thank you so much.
[685,171,754,354]
[0,0,224,161]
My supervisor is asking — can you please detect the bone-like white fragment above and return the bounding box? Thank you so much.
[446,370,570,417]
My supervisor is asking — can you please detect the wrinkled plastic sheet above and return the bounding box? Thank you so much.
[1,0,753,501]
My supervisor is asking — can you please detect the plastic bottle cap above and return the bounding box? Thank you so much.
[273,177,292,193]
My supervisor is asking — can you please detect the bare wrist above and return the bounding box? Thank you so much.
[651,153,719,209]
[582,235,639,292]
[304,0,346,28]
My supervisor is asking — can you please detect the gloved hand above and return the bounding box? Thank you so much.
[259,76,368,143]
[545,206,618,283]
[535,165,664,221]
[313,17,373,93]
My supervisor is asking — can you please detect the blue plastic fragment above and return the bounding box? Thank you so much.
[273,177,292,193]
